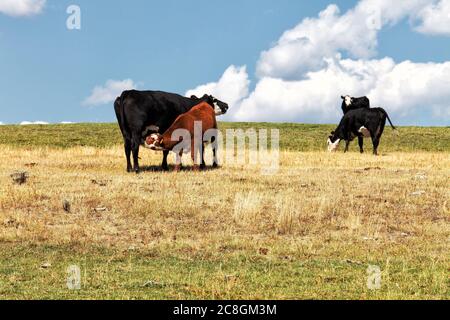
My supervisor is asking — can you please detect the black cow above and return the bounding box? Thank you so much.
[341,95,370,114]
[114,90,229,173]
[327,107,396,155]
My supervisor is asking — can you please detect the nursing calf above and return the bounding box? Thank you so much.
[114,90,228,173]
[327,107,396,155]
[144,102,218,171]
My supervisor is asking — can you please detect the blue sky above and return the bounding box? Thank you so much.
[1,0,450,125]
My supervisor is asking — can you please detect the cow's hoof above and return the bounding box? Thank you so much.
[174,165,181,172]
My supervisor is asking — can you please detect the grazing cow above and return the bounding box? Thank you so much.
[114,90,228,173]
[341,95,370,114]
[327,107,396,155]
[144,101,218,171]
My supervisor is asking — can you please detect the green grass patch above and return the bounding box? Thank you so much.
[0,244,447,300]
[0,122,449,152]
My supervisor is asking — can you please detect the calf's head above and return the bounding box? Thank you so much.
[144,133,165,151]
[327,131,341,152]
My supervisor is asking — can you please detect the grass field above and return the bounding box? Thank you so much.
[0,122,449,152]
[0,123,449,299]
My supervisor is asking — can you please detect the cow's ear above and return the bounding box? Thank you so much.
[341,96,345,99]
[191,95,198,100]
[330,131,335,135]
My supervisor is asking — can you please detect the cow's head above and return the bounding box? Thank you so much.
[327,131,341,152]
[192,94,229,115]
[144,133,165,151]
[341,95,353,107]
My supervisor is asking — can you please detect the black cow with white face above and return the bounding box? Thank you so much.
[327,107,396,155]
[341,95,370,114]
[114,90,229,173]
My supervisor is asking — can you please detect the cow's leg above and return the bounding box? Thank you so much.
[344,141,350,153]
[358,137,364,154]
[131,134,141,173]
[124,139,133,172]
[369,122,384,156]
[161,150,169,171]
[372,136,380,156]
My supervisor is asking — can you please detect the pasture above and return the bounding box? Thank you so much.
[0,123,449,299]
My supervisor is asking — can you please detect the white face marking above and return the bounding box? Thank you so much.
[144,133,161,149]
[144,141,164,151]
[358,126,371,138]
[327,139,341,152]
[344,96,352,107]
[214,102,223,116]
[144,140,152,149]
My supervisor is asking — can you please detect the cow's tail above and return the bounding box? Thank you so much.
[379,108,398,134]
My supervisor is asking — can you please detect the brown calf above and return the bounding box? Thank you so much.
[144,101,218,171]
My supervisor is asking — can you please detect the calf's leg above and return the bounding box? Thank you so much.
[200,143,206,170]
[211,136,218,168]
[191,145,200,171]
[174,150,183,172]
[212,148,218,168]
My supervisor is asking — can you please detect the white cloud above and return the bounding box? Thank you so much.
[415,0,450,36]
[231,57,450,123]
[187,0,450,125]
[0,0,46,17]
[83,79,138,107]
[0,122,5,125]
[186,65,250,108]
[20,121,49,125]
[60,121,75,124]
[256,0,431,79]
[368,60,450,114]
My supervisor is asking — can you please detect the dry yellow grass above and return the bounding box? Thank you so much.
[0,146,448,299]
